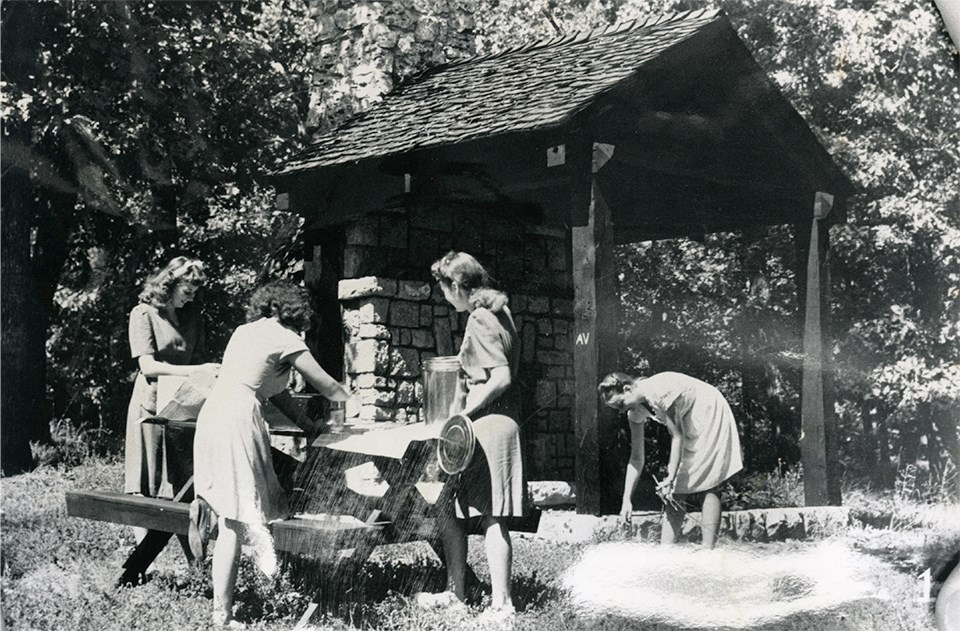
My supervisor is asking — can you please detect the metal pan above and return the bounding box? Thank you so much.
[436,413,476,475]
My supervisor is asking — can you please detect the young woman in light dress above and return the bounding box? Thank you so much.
[599,371,743,548]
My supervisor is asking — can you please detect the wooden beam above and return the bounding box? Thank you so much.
[797,192,841,506]
[65,490,385,553]
[572,141,620,515]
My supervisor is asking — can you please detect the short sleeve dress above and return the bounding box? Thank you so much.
[631,372,743,494]
[192,318,309,527]
[124,302,205,497]
[455,300,525,519]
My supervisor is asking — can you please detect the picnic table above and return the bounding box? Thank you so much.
[65,414,539,627]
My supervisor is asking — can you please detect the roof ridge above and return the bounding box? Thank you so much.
[400,8,723,85]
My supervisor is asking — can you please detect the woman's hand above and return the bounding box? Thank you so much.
[620,500,633,524]
[655,475,675,503]
[194,362,220,374]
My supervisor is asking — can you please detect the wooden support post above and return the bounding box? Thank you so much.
[797,192,841,506]
[573,142,620,515]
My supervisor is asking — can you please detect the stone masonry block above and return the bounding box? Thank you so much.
[537,350,568,365]
[551,298,573,316]
[527,296,549,314]
[389,347,421,378]
[411,329,434,349]
[420,305,433,326]
[550,411,569,433]
[342,308,361,340]
[358,323,391,340]
[339,276,398,300]
[535,380,557,408]
[764,508,804,541]
[359,405,395,422]
[353,373,389,389]
[521,324,537,363]
[380,214,408,249]
[358,387,397,407]
[399,280,431,301]
[547,240,567,271]
[433,317,454,356]
[356,298,390,324]
[410,206,452,232]
[544,366,566,379]
[390,300,421,328]
[344,245,384,278]
[345,339,390,375]
[345,218,378,246]
[396,380,416,406]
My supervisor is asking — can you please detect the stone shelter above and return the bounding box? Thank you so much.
[273,9,854,514]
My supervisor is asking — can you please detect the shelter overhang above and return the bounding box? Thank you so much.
[275,9,853,236]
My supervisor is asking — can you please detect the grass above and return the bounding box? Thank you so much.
[1,456,954,631]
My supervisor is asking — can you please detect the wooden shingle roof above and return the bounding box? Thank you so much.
[278,9,723,175]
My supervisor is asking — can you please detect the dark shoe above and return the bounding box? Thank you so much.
[188,497,213,560]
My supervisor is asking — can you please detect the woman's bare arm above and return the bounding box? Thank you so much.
[459,365,511,418]
[291,351,350,401]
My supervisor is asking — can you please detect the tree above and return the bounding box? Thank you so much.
[1,0,318,473]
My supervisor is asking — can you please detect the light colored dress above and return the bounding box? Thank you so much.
[455,293,524,519]
[125,302,205,496]
[193,318,308,526]
[631,372,743,494]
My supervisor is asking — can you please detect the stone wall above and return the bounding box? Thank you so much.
[335,206,577,480]
[305,0,478,129]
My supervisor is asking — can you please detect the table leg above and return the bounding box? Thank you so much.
[118,529,174,586]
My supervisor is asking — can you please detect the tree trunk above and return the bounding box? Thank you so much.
[1,2,83,473]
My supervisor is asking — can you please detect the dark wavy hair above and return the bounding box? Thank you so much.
[246,280,313,331]
[138,256,206,308]
[597,372,636,403]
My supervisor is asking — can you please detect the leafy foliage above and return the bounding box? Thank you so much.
[471,0,960,494]
[3,0,957,496]
[3,0,317,440]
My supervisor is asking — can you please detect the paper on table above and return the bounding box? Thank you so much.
[324,422,442,459]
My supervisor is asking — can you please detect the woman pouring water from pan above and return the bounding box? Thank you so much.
[418,251,523,622]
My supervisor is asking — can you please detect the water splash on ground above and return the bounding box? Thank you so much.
[562,541,881,628]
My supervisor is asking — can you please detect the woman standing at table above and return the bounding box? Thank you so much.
[598,371,743,549]
[420,251,523,621]
[191,280,351,628]
[125,256,218,503]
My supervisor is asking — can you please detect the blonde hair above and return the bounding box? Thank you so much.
[138,256,206,308]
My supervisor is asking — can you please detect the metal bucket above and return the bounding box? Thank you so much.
[422,356,462,425]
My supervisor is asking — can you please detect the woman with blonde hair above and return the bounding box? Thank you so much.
[125,255,218,501]
[419,251,523,621]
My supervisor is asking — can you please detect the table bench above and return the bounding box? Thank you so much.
[65,419,539,628]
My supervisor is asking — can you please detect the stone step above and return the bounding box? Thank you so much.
[531,506,851,544]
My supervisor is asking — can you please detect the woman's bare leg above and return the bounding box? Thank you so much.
[438,514,468,601]
[212,517,241,621]
[483,517,513,609]
[660,502,684,545]
[701,490,722,549]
